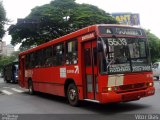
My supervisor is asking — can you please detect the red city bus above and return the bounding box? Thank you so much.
[18,24,155,106]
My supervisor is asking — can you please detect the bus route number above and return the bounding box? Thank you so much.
[108,38,127,46]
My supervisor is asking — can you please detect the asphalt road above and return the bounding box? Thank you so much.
[0,77,160,120]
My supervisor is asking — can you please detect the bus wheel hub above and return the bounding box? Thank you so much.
[69,89,76,100]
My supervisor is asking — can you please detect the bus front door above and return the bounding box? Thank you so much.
[83,40,98,100]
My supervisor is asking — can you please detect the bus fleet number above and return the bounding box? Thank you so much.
[108,38,127,46]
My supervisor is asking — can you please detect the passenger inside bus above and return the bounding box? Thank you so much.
[114,46,128,64]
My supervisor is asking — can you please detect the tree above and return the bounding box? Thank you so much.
[0,56,16,73]
[145,30,160,63]
[0,1,6,40]
[8,0,117,50]
[0,51,19,73]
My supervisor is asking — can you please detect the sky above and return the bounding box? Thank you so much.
[2,0,160,50]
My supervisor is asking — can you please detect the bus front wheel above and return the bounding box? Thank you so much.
[67,83,79,106]
[28,80,34,95]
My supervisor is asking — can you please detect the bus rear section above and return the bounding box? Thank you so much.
[3,62,18,83]
[18,24,155,106]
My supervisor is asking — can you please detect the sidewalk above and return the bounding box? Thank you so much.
[0,77,3,83]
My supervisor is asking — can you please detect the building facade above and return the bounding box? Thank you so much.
[0,41,14,56]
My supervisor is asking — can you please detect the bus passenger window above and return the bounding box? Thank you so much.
[30,53,36,68]
[45,46,53,67]
[52,46,57,66]
[25,53,35,68]
[53,43,64,66]
[25,54,30,69]
[42,49,47,67]
[35,51,41,68]
[66,40,78,65]
[36,50,43,67]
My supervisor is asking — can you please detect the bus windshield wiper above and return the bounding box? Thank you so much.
[107,58,114,69]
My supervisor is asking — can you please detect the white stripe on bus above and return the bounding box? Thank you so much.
[108,74,124,87]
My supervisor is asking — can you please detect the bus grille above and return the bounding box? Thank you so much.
[119,83,146,92]
[122,92,146,101]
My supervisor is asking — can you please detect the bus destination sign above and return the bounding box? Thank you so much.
[115,28,143,36]
[99,26,144,36]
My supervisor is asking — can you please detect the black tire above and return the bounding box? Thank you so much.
[28,80,34,95]
[67,83,79,106]
[5,77,10,83]
[3,77,6,82]
[6,80,10,83]
[156,77,159,81]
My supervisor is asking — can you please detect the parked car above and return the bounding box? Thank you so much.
[152,62,160,80]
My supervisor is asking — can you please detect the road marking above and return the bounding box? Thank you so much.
[11,88,23,93]
[3,87,10,88]
[1,90,13,95]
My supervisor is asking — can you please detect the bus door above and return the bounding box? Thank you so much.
[19,56,25,87]
[83,40,98,100]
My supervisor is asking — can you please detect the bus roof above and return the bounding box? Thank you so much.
[19,24,141,56]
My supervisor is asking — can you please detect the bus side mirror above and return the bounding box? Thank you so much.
[98,42,103,52]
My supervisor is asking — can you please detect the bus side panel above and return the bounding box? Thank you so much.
[77,37,85,100]
[19,56,26,88]
[97,75,108,101]
[32,67,64,96]
[65,65,83,100]
[30,65,83,98]
[32,66,82,84]
[33,82,65,96]
[33,67,60,83]
[18,26,97,99]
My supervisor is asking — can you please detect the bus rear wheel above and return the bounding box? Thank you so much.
[28,80,34,95]
[5,77,10,83]
[67,83,79,106]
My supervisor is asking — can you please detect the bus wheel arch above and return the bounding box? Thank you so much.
[64,79,79,106]
[28,78,34,95]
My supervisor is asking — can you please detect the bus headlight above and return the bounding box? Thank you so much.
[108,87,112,92]
[147,82,153,87]
[149,82,153,86]
[102,86,118,93]
[102,87,112,92]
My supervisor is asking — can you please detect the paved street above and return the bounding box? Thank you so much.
[0,77,160,119]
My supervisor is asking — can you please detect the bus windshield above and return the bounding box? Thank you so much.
[99,37,151,74]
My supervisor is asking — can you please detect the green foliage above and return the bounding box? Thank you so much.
[8,0,117,50]
[0,56,16,73]
[7,0,160,63]
[0,1,6,40]
[145,30,160,63]
[0,51,19,72]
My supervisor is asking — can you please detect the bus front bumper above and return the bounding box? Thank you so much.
[99,87,155,104]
